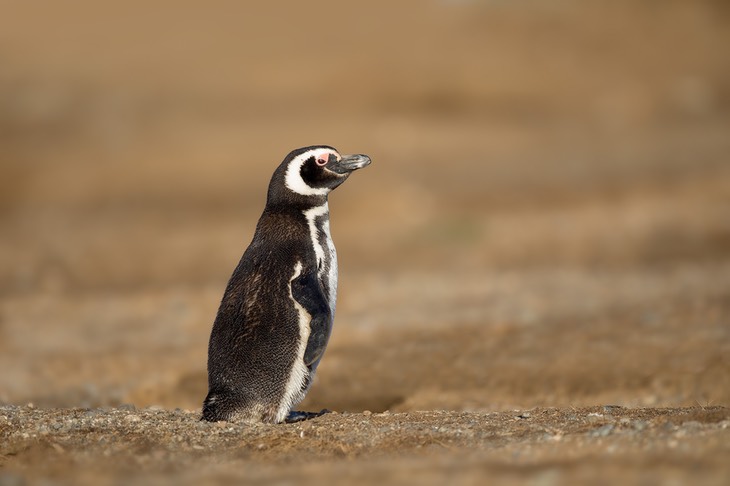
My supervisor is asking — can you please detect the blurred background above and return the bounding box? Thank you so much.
[0,0,728,413]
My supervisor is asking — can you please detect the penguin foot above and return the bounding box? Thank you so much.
[285,409,331,423]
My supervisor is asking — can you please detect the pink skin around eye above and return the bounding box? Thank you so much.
[316,151,337,166]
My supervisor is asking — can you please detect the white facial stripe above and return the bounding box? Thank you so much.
[276,261,312,423]
[284,149,340,196]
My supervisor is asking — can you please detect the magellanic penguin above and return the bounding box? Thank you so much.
[202,145,371,424]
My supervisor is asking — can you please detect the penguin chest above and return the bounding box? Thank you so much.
[304,204,338,315]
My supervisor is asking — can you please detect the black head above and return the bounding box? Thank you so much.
[267,145,371,207]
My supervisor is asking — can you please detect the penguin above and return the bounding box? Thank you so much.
[202,145,371,424]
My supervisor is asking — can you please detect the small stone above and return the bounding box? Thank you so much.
[362,410,372,416]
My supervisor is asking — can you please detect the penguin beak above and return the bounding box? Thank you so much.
[330,154,371,174]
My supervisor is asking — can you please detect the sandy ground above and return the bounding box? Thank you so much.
[1,0,729,484]
[2,405,729,485]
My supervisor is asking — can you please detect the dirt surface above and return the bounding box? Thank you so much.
[2,405,729,485]
[1,0,730,484]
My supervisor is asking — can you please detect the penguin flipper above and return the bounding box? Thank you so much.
[303,314,330,366]
[291,267,332,367]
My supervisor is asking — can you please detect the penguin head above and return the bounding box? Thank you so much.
[268,145,371,206]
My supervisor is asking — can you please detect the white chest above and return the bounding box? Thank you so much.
[303,203,338,316]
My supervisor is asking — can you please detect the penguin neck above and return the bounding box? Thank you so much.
[266,192,328,213]
[302,202,331,240]
[302,202,330,225]
[260,199,330,237]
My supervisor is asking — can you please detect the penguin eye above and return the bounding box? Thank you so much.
[315,156,329,167]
